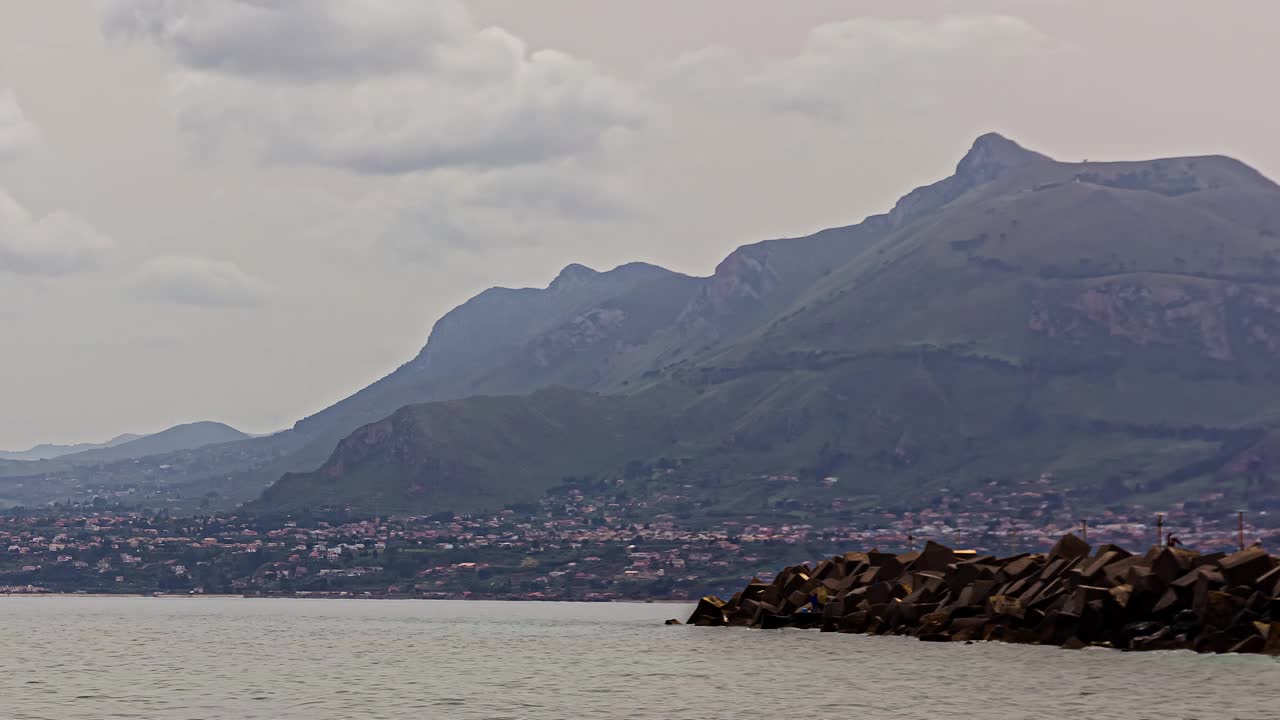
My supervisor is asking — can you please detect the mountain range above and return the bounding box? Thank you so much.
[256,132,1280,514]
[0,434,143,462]
[8,132,1280,516]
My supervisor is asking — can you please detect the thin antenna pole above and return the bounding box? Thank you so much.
[1156,513,1164,548]
[1080,518,1087,543]
[1238,511,1245,551]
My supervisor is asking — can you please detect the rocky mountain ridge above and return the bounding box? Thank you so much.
[0,433,142,462]
[255,133,1280,514]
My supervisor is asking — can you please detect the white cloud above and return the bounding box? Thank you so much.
[100,0,470,81]
[647,46,746,104]
[324,163,639,262]
[0,188,115,276]
[0,89,41,162]
[130,255,272,308]
[101,0,648,174]
[749,15,1054,117]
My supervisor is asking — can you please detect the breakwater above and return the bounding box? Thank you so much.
[685,535,1280,654]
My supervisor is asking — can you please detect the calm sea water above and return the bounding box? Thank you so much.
[1,597,1276,719]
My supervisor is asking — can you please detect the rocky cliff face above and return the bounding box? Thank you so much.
[255,133,1280,515]
[290,262,688,438]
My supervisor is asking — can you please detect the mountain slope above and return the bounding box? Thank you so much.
[258,387,672,513]
[220,219,889,499]
[255,133,1280,514]
[0,433,142,462]
[46,422,249,466]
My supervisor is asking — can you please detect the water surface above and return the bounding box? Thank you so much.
[1,597,1275,719]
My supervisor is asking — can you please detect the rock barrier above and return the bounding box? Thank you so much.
[685,535,1280,654]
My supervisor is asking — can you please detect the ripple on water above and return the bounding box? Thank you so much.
[1,597,1277,720]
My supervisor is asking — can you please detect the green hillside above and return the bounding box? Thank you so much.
[255,387,673,514]
[253,133,1280,515]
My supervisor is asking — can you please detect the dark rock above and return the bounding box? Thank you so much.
[1080,550,1126,583]
[1256,564,1280,596]
[792,611,822,629]
[998,554,1041,582]
[1037,610,1081,646]
[1092,544,1133,558]
[698,540,1278,655]
[1049,533,1091,562]
[760,613,794,630]
[896,550,922,566]
[786,589,811,611]
[838,611,869,634]
[949,616,989,642]
[1102,556,1144,586]
[1121,620,1163,641]
[913,540,957,573]
[1193,630,1236,653]
[688,595,728,626]
[1152,588,1184,616]
[1263,622,1280,655]
[1130,625,1181,651]
[1147,547,1187,584]
[1219,547,1272,587]
[864,582,893,606]
[1204,590,1244,629]
[987,594,1026,619]
[1228,634,1266,654]
[1064,586,1116,614]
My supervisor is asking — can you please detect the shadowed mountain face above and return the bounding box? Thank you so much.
[257,134,1280,514]
[0,422,251,499]
[0,434,142,462]
[41,422,250,466]
[221,203,893,496]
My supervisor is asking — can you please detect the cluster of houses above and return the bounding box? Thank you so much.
[1,472,1273,598]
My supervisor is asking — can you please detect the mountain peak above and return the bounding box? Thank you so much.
[956,132,1053,181]
[549,263,600,290]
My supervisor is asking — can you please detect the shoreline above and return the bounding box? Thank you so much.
[1,592,693,604]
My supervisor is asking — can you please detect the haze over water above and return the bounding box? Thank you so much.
[2,598,1275,719]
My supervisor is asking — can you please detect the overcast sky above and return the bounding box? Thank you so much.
[1,1,1277,449]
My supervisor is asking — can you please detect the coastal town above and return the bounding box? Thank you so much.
[3,472,1275,600]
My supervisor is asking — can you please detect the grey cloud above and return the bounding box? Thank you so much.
[103,2,649,174]
[130,255,272,308]
[464,165,636,219]
[138,335,188,352]
[0,89,40,161]
[313,163,638,262]
[100,0,469,82]
[749,15,1055,117]
[0,188,115,276]
[648,46,744,100]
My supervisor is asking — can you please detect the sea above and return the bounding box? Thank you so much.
[1,597,1276,719]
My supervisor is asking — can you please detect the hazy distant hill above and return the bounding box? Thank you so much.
[0,422,251,473]
[0,433,142,462]
[257,133,1280,514]
[55,422,250,464]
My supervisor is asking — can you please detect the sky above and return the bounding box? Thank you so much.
[1,1,1278,450]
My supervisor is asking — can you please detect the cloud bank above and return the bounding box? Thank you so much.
[102,0,648,174]
[0,89,41,161]
[0,188,115,276]
[130,255,272,308]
